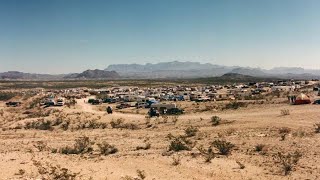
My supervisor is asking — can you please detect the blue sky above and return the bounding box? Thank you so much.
[0,0,320,74]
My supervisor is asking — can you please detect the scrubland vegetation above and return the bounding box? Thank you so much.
[0,83,319,179]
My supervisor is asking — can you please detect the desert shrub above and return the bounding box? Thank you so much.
[32,160,78,179]
[184,126,198,137]
[136,170,146,180]
[34,141,48,152]
[110,118,139,130]
[27,97,42,109]
[162,115,169,123]
[136,143,151,150]
[172,155,181,166]
[279,127,291,141]
[15,169,25,176]
[254,144,265,152]
[224,101,247,110]
[60,120,71,131]
[314,123,320,133]
[97,141,118,155]
[212,140,235,155]
[275,151,302,175]
[75,119,107,130]
[279,127,291,134]
[280,109,290,116]
[168,136,191,152]
[171,116,179,125]
[25,119,53,130]
[0,92,17,101]
[121,170,146,180]
[197,145,215,163]
[110,118,124,128]
[60,136,93,155]
[211,116,221,126]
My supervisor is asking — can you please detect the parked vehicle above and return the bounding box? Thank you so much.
[313,99,320,104]
[116,103,131,109]
[148,108,160,117]
[56,98,64,106]
[150,103,184,115]
[89,99,101,105]
[135,102,147,109]
[5,101,21,107]
[103,98,116,103]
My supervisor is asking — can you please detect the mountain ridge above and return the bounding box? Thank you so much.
[2,61,320,80]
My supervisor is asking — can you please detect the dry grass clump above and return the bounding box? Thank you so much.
[110,118,139,130]
[121,170,146,180]
[97,141,118,155]
[184,126,198,137]
[211,139,235,155]
[33,141,48,152]
[168,136,192,152]
[60,136,94,155]
[314,123,320,133]
[274,151,302,175]
[279,127,291,141]
[280,109,290,116]
[171,155,181,166]
[254,144,265,152]
[32,159,78,179]
[197,145,215,163]
[171,116,179,125]
[223,101,247,110]
[0,92,17,101]
[25,119,54,130]
[211,116,221,126]
[74,119,107,130]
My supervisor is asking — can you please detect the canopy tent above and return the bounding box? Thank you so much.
[294,93,311,105]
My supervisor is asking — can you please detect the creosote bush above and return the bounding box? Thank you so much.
[32,160,78,180]
[279,127,291,141]
[280,109,290,116]
[172,155,181,166]
[212,140,235,155]
[224,101,247,110]
[275,151,302,175]
[211,116,221,126]
[184,126,198,137]
[97,141,118,155]
[168,136,191,152]
[60,136,93,155]
[110,118,139,130]
[197,145,215,163]
[254,144,265,152]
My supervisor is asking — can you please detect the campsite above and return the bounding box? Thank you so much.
[0,79,320,179]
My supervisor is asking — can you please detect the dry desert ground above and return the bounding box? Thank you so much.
[0,96,320,180]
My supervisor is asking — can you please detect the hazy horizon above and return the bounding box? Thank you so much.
[1,0,320,73]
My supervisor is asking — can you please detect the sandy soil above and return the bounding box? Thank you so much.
[0,99,320,179]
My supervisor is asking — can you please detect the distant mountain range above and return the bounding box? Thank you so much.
[105,61,320,79]
[64,69,120,79]
[0,70,119,80]
[1,61,320,80]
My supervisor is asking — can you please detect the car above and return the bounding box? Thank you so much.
[116,103,131,109]
[313,99,320,104]
[5,101,21,107]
